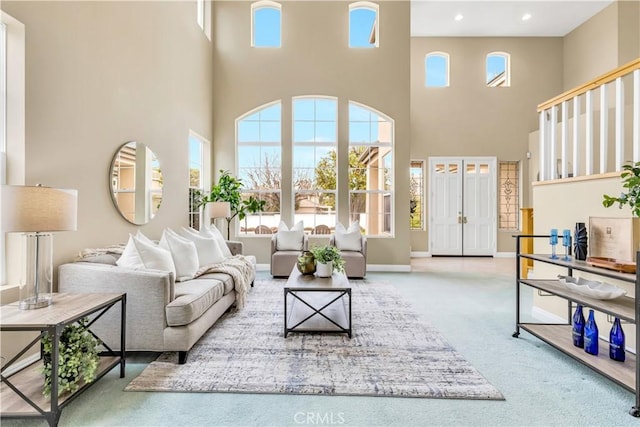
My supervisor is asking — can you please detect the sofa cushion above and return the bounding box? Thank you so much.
[166,279,225,327]
[179,227,225,267]
[201,226,233,258]
[335,221,362,251]
[197,272,235,295]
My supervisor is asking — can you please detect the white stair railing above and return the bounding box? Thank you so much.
[537,58,640,181]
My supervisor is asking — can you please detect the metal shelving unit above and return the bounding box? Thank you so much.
[513,235,640,417]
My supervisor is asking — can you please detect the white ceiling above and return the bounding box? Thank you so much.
[411,1,614,37]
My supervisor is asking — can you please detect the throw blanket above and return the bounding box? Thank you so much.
[194,255,255,310]
[76,244,126,261]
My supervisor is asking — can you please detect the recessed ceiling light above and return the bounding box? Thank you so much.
[454,14,464,21]
[522,13,532,21]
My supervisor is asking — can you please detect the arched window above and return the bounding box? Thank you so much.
[349,2,378,48]
[486,52,510,87]
[236,101,282,235]
[348,101,394,236]
[251,1,281,48]
[292,97,338,231]
[425,52,449,87]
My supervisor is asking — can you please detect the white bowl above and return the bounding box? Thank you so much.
[557,275,627,300]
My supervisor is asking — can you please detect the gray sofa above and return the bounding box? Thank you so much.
[58,241,252,364]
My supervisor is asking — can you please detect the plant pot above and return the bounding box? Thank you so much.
[316,261,333,277]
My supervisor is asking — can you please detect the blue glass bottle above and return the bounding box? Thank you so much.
[609,317,625,362]
[584,309,599,355]
[572,304,585,347]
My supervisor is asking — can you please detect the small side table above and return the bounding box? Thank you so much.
[0,293,126,427]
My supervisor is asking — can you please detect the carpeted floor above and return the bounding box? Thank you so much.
[125,279,503,400]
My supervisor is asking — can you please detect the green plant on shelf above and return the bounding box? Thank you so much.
[41,317,100,398]
[309,245,345,273]
[603,161,640,217]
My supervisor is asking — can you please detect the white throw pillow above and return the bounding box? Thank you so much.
[200,225,233,258]
[276,230,305,251]
[135,231,157,246]
[116,234,176,276]
[179,227,225,267]
[159,229,199,281]
[278,220,304,232]
[334,221,362,251]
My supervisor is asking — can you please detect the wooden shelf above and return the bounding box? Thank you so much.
[520,324,635,392]
[520,279,636,323]
[0,356,120,415]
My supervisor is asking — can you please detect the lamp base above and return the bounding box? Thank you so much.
[19,295,52,310]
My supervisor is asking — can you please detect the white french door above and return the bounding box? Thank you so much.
[429,157,497,256]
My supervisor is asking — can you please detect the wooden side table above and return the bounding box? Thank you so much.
[0,293,126,426]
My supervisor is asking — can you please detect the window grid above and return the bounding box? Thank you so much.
[237,101,282,235]
[293,97,338,232]
[499,161,520,230]
[410,160,424,230]
[348,102,394,236]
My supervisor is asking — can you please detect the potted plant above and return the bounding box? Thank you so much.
[41,317,100,398]
[194,170,266,238]
[310,245,345,277]
[603,161,640,217]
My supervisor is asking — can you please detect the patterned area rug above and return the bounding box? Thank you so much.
[125,279,504,399]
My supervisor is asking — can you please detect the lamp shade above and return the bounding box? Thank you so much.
[2,185,78,232]
[210,201,231,219]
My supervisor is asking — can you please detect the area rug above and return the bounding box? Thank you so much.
[125,279,504,400]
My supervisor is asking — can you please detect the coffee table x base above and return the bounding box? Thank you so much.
[284,288,352,338]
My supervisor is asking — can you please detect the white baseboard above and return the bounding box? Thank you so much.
[366,264,412,272]
[2,353,39,377]
[531,306,566,323]
[410,251,431,258]
[495,252,516,258]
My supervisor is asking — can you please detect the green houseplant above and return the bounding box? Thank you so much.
[310,245,345,276]
[41,317,100,397]
[603,161,640,217]
[195,170,266,238]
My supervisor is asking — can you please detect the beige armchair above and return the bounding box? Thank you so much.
[330,235,367,278]
[271,233,309,277]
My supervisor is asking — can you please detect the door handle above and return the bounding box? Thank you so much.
[458,216,462,224]
[463,216,468,224]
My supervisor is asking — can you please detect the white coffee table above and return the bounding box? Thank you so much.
[284,267,352,338]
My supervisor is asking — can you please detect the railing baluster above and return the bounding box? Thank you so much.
[573,96,580,177]
[539,110,546,181]
[550,106,558,179]
[634,69,640,163]
[600,84,608,173]
[615,77,624,171]
[561,101,568,178]
[586,89,594,175]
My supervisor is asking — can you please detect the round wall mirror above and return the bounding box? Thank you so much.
[109,141,163,225]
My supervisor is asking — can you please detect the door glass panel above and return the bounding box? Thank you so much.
[480,163,490,174]
[466,164,476,174]
[448,163,458,174]
[435,163,445,174]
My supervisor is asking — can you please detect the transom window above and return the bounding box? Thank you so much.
[487,52,510,87]
[425,52,449,87]
[349,2,379,48]
[252,1,281,48]
[293,97,338,233]
[348,102,393,236]
[237,101,282,235]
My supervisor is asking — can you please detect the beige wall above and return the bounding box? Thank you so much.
[618,0,640,64]
[212,1,411,266]
[0,1,212,363]
[410,37,564,252]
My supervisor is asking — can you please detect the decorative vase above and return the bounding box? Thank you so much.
[609,317,625,362]
[572,304,585,348]
[316,261,333,278]
[296,251,316,275]
[584,309,599,355]
[574,222,588,261]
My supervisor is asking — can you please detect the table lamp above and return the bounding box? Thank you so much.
[1,185,78,309]
[210,201,231,238]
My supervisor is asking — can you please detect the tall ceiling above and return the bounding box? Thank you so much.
[411,1,614,37]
